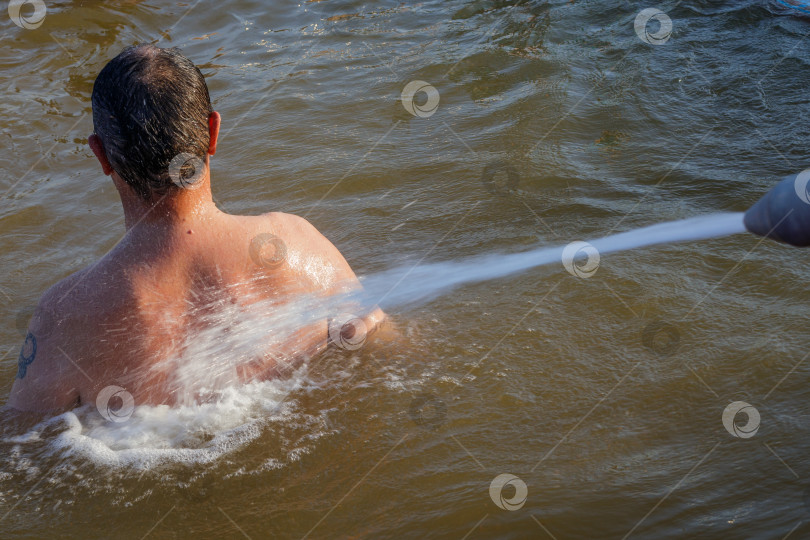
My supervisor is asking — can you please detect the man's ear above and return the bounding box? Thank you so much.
[88,134,114,176]
[208,111,220,156]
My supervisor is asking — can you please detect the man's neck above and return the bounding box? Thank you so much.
[114,173,220,233]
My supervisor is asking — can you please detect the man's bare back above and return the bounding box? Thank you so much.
[7,45,384,413]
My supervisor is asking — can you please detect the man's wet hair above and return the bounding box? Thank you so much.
[91,44,212,201]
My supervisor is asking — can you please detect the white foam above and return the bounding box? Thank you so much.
[11,373,309,470]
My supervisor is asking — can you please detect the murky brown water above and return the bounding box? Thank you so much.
[2,1,810,538]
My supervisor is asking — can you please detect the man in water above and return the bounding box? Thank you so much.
[8,44,385,412]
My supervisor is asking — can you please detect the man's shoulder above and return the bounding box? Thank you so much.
[258,212,357,284]
[34,265,98,326]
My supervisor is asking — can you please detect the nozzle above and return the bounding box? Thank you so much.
[744,171,810,247]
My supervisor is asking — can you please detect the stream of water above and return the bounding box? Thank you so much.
[361,213,748,310]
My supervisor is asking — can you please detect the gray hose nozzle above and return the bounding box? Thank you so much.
[744,172,810,247]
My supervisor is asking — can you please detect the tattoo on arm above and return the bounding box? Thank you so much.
[16,332,37,379]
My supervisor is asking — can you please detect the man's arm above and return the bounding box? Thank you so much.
[7,301,80,413]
